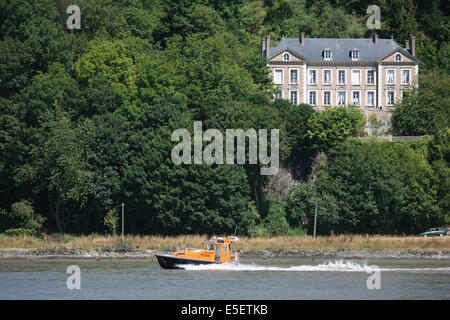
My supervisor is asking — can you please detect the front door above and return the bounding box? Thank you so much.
[215,245,221,261]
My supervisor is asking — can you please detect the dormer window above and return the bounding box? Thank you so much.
[283,53,290,61]
[323,49,332,60]
[351,49,359,61]
[395,53,402,61]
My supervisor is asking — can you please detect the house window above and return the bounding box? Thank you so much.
[290,91,298,105]
[367,70,375,85]
[351,70,361,85]
[309,91,317,106]
[338,70,346,85]
[386,70,395,84]
[387,91,395,106]
[275,90,283,99]
[323,91,331,106]
[323,50,332,60]
[283,53,290,61]
[290,69,298,84]
[352,91,360,106]
[323,70,331,85]
[351,50,359,61]
[395,54,402,62]
[274,69,283,84]
[309,70,317,84]
[367,91,375,106]
[401,69,410,84]
[337,91,346,106]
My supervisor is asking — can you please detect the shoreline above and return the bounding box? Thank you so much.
[1,249,449,260]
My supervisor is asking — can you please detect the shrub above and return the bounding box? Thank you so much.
[264,167,298,198]
[248,224,270,237]
[104,208,119,235]
[265,207,290,236]
[5,200,46,234]
[263,196,289,236]
[239,201,261,236]
[305,105,365,151]
[115,241,134,252]
[287,227,307,237]
[50,233,75,243]
[286,182,313,228]
[100,245,113,252]
[4,228,37,237]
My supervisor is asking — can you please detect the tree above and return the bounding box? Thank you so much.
[275,100,316,173]
[239,0,267,35]
[17,63,86,126]
[0,99,27,211]
[305,106,365,151]
[186,4,225,38]
[75,39,139,119]
[286,180,340,235]
[0,38,35,97]
[9,200,45,232]
[104,208,119,236]
[309,138,444,234]
[78,113,132,232]
[392,69,450,136]
[15,108,94,232]
[263,195,290,236]
[1,0,448,237]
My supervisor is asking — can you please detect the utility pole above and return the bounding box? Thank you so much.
[312,161,318,239]
[313,199,317,238]
[121,202,124,243]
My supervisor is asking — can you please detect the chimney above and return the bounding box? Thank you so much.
[300,32,305,45]
[266,34,271,57]
[261,37,267,59]
[373,33,378,45]
[410,35,416,57]
[405,39,410,50]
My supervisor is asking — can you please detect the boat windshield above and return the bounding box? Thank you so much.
[202,242,214,250]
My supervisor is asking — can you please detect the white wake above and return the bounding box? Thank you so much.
[177,260,450,273]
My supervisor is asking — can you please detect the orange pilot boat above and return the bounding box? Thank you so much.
[156,236,240,269]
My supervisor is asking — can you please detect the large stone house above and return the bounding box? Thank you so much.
[263,33,419,110]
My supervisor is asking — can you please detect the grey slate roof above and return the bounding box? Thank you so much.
[269,38,413,62]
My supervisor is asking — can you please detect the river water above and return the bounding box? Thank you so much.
[0,257,449,299]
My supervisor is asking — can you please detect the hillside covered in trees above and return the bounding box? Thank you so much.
[0,0,448,236]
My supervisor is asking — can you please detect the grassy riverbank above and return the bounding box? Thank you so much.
[0,234,449,252]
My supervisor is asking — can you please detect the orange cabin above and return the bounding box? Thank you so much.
[171,237,234,263]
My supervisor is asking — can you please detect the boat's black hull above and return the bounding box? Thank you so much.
[156,254,220,269]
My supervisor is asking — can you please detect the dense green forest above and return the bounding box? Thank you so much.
[0,0,448,236]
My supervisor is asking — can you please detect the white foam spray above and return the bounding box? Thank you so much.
[176,260,450,273]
